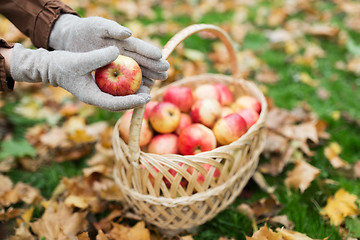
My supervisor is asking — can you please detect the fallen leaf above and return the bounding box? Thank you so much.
[77,232,90,240]
[269,215,294,229]
[324,142,350,169]
[246,224,282,240]
[256,68,279,84]
[94,208,123,232]
[306,24,339,37]
[108,221,151,240]
[252,171,276,194]
[30,201,88,240]
[0,207,23,221]
[251,195,283,218]
[9,223,35,240]
[320,188,359,226]
[276,228,328,240]
[354,160,360,178]
[246,224,328,240]
[285,159,320,193]
[97,230,109,240]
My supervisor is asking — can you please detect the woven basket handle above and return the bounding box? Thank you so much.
[127,24,238,165]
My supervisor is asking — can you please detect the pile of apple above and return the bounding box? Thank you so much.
[118,83,261,187]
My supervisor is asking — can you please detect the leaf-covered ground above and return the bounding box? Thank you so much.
[1,0,360,239]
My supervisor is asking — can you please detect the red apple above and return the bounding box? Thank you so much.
[220,106,234,118]
[95,55,142,96]
[213,83,234,106]
[149,102,181,133]
[191,98,222,128]
[148,134,179,155]
[213,113,247,145]
[233,96,262,114]
[175,113,192,135]
[119,110,153,147]
[237,108,259,129]
[194,84,221,101]
[163,86,194,112]
[144,100,159,120]
[178,123,217,155]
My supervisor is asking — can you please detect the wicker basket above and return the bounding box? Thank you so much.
[112,24,268,235]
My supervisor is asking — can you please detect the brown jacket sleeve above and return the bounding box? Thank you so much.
[0,0,78,91]
[0,40,14,92]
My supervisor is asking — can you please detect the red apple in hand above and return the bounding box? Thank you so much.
[214,83,234,106]
[95,55,142,96]
[191,99,222,128]
[148,134,179,155]
[233,96,262,114]
[163,86,194,112]
[213,113,247,145]
[237,108,259,129]
[119,110,153,147]
[149,102,181,133]
[178,123,217,155]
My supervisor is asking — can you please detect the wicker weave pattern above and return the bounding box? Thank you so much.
[112,25,268,235]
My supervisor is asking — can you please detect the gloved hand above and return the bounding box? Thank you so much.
[10,44,150,111]
[48,14,169,88]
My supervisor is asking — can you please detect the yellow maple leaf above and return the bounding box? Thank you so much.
[324,142,349,169]
[321,188,359,226]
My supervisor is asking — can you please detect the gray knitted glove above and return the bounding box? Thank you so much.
[49,14,169,88]
[10,43,150,111]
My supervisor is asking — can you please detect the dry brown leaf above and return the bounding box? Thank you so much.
[0,207,23,221]
[276,228,328,240]
[9,223,35,240]
[320,188,359,226]
[355,160,360,178]
[94,208,123,232]
[108,221,151,240]
[306,24,339,37]
[256,68,279,84]
[247,224,328,240]
[252,171,276,194]
[13,182,42,205]
[97,230,109,240]
[246,224,282,240]
[285,159,320,193]
[278,122,319,144]
[269,215,294,230]
[251,195,283,218]
[30,201,88,239]
[268,7,287,27]
[77,232,90,240]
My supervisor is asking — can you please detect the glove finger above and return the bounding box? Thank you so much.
[121,37,162,60]
[136,85,151,94]
[82,88,150,111]
[141,76,154,88]
[122,49,170,72]
[89,17,132,40]
[140,66,168,81]
[74,46,119,75]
